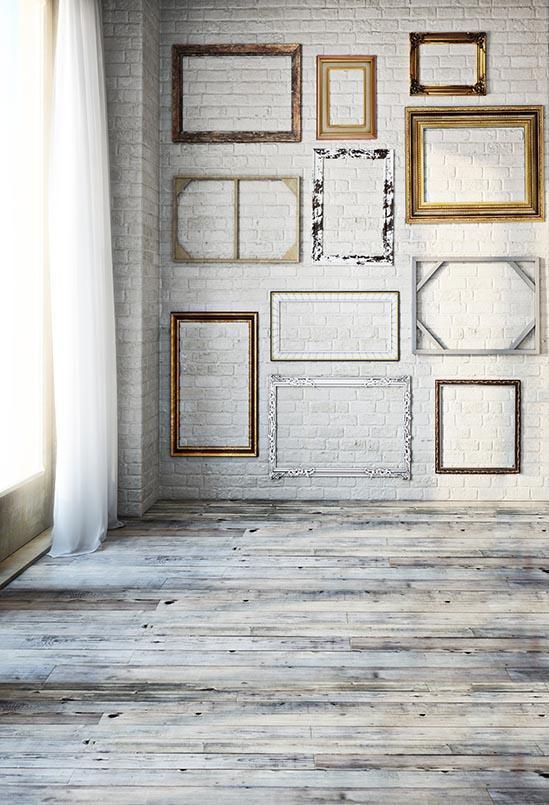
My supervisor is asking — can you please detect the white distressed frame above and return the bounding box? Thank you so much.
[270,291,400,361]
[312,148,394,265]
[268,375,412,479]
[412,257,541,355]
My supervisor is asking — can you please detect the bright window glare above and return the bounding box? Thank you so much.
[0,0,47,493]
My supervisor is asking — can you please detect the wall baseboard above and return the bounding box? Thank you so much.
[0,529,51,590]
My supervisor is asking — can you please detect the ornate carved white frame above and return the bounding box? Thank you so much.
[312,148,394,265]
[268,375,411,479]
[412,257,541,355]
[270,291,400,361]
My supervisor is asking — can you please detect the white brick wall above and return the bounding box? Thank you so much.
[151,0,549,502]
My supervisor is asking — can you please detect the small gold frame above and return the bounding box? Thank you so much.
[406,106,544,224]
[409,32,486,96]
[173,176,300,263]
[170,312,258,457]
[316,56,376,140]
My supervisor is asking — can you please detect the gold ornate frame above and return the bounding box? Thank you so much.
[170,312,258,457]
[435,379,521,474]
[172,43,302,143]
[406,106,544,223]
[316,56,376,139]
[409,32,486,96]
[172,176,300,263]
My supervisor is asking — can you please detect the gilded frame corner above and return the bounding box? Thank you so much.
[316,55,377,140]
[405,105,544,224]
[170,311,259,458]
[435,379,521,475]
[409,32,487,96]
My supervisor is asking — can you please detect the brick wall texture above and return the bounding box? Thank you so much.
[106,0,549,505]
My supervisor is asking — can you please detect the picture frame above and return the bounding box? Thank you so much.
[412,257,541,355]
[409,32,487,96]
[316,55,377,139]
[270,290,400,361]
[172,43,302,143]
[170,312,258,457]
[268,375,412,479]
[312,148,394,265]
[172,176,300,263]
[435,379,521,474]
[406,106,544,223]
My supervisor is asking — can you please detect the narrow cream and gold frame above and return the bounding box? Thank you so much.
[170,312,258,457]
[410,32,486,96]
[406,106,544,223]
[316,56,376,140]
[173,176,300,263]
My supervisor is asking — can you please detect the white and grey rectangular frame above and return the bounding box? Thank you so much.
[312,148,394,265]
[412,257,541,355]
[268,375,411,479]
[270,291,400,361]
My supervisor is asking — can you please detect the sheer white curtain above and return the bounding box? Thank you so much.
[49,0,120,556]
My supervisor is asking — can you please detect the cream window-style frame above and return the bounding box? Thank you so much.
[172,176,300,263]
[268,375,412,479]
[316,56,377,139]
[270,291,400,361]
[413,257,541,355]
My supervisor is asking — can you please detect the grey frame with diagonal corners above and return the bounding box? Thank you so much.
[412,257,541,355]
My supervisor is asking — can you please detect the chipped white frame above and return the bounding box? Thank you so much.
[312,148,394,265]
[412,257,541,355]
[270,291,400,361]
[269,375,411,479]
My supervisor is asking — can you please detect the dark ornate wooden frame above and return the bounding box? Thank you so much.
[409,32,487,96]
[172,43,302,143]
[170,312,259,457]
[435,379,521,474]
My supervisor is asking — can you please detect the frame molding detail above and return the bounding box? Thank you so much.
[435,379,521,475]
[172,43,302,143]
[269,375,412,479]
[412,257,541,355]
[406,106,545,223]
[312,148,394,265]
[409,32,487,96]
[172,176,300,263]
[270,291,400,361]
[316,55,377,140]
[170,312,258,457]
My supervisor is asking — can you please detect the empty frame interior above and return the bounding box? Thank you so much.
[313,148,394,264]
[410,32,486,95]
[170,312,258,457]
[317,56,376,139]
[406,106,544,222]
[269,376,411,478]
[435,380,521,474]
[172,44,302,142]
[271,291,400,361]
[173,176,300,263]
[413,258,540,355]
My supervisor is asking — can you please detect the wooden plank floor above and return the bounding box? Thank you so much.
[1,500,549,803]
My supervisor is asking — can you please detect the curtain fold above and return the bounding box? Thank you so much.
[49,0,120,556]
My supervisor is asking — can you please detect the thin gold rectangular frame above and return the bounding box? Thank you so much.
[172,176,300,264]
[170,312,258,457]
[435,379,521,474]
[410,32,486,96]
[172,43,302,143]
[406,106,544,223]
[316,56,376,139]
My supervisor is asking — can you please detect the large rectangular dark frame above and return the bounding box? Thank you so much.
[435,379,521,474]
[172,44,302,143]
[170,312,259,457]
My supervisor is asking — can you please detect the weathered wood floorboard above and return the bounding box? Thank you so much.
[0,501,548,803]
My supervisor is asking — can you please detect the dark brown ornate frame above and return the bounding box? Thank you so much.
[172,44,302,143]
[435,379,521,475]
[409,32,487,96]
